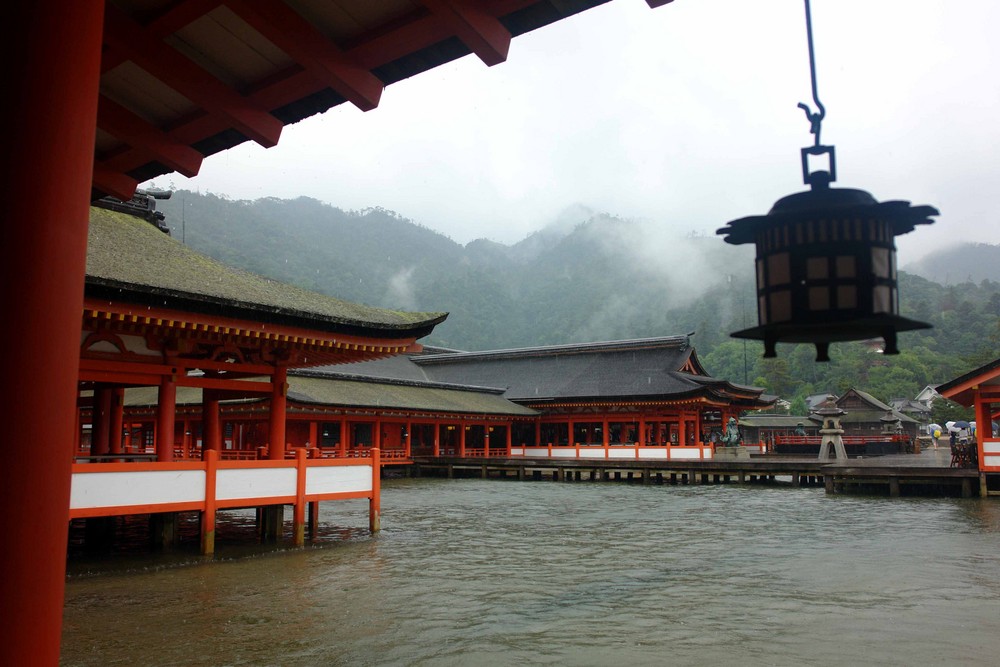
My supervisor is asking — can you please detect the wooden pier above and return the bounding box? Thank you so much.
[410,448,985,498]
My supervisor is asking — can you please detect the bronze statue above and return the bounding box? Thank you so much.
[720,417,742,447]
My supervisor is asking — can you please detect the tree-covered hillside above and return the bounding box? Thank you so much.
[153,190,1000,406]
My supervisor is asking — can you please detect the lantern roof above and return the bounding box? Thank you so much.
[717,187,939,246]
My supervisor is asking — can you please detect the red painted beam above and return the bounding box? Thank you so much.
[103,4,282,148]
[421,0,511,66]
[230,0,384,111]
[92,163,139,200]
[97,96,203,177]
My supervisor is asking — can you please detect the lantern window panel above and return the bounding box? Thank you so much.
[835,256,856,278]
[837,285,857,310]
[770,289,792,323]
[872,247,891,278]
[767,252,791,286]
[873,285,892,314]
[809,286,830,311]
[807,257,828,280]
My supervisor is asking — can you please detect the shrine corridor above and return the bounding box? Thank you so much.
[62,478,1000,666]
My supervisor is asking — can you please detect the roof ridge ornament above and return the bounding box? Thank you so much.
[716,0,938,362]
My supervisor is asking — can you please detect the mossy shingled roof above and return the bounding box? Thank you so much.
[287,375,537,416]
[119,376,536,417]
[86,208,447,338]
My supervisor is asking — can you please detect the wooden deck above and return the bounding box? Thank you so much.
[410,446,987,498]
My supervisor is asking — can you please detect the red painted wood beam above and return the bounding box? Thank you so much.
[230,0,384,111]
[97,96,203,177]
[103,4,282,148]
[421,0,511,66]
[92,163,140,200]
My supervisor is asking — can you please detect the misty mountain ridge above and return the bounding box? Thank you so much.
[901,242,1000,285]
[155,191,754,351]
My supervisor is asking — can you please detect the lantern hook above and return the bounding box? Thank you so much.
[798,0,825,147]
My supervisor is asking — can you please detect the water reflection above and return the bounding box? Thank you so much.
[62,479,1000,666]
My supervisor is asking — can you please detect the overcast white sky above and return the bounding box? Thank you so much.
[146,0,1000,264]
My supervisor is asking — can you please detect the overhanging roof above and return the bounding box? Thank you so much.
[412,335,771,406]
[86,206,447,340]
[94,0,672,201]
[937,358,1000,407]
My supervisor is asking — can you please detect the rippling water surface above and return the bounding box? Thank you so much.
[61,478,1000,666]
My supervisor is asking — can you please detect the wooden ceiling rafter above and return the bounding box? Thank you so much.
[226,0,384,112]
[93,1,676,200]
[102,4,283,149]
[96,96,203,177]
[421,0,512,66]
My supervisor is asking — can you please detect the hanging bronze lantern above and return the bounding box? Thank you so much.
[715,1,938,362]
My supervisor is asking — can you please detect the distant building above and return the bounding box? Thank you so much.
[888,397,932,423]
[834,389,919,439]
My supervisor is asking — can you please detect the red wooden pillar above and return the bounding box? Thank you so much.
[92,385,113,456]
[370,448,381,532]
[110,387,125,455]
[203,390,221,452]
[0,2,104,664]
[269,366,288,460]
[505,423,513,455]
[405,420,412,458]
[157,376,177,462]
[433,423,441,457]
[339,419,348,458]
[308,420,318,452]
[976,397,991,473]
[459,422,467,457]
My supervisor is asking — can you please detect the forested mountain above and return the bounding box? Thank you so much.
[153,191,1000,406]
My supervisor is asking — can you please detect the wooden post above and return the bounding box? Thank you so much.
[201,389,222,452]
[157,374,177,462]
[110,387,125,455]
[268,365,287,460]
[201,449,218,555]
[92,384,112,455]
[370,448,381,532]
[293,447,307,546]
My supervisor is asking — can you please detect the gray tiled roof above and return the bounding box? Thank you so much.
[287,375,537,416]
[86,207,446,339]
[411,336,764,404]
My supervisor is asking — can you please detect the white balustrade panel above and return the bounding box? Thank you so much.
[305,465,372,496]
[71,470,205,510]
[668,448,704,460]
[216,467,296,501]
[578,449,607,459]
[637,448,669,459]
[607,448,636,459]
[550,448,578,458]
